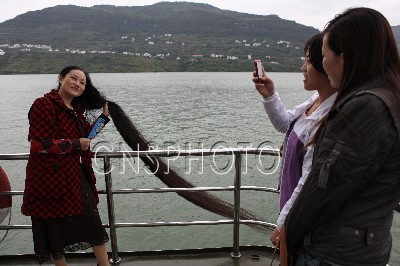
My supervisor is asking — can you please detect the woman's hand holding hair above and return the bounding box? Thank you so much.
[102,101,109,116]
[252,69,275,98]
[79,138,91,151]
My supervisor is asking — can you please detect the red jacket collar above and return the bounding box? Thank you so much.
[44,89,85,115]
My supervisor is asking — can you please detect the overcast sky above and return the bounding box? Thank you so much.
[1,0,399,30]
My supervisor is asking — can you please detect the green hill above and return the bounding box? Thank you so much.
[0,2,320,73]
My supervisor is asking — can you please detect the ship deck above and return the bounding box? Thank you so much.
[1,246,279,265]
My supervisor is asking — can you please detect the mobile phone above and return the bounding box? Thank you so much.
[87,114,110,139]
[254,59,263,79]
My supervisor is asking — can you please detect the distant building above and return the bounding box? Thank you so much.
[71,50,86,54]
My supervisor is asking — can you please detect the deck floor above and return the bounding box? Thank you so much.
[1,247,280,265]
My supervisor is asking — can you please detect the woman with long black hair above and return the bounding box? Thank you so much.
[22,65,270,264]
[22,66,110,265]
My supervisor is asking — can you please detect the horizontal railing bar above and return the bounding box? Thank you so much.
[0,219,277,230]
[240,186,280,193]
[110,219,276,228]
[0,153,29,160]
[240,220,276,228]
[0,225,32,230]
[0,191,24,196]
[0,186,279,196]
[0,148,280,160]
[99,186,279,194]
[95,148,280,158]
[99,187,234,194]
[113,220,235,228]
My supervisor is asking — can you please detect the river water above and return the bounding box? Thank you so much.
[0,72,399,264]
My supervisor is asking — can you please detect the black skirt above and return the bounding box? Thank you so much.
[31,167,109,263]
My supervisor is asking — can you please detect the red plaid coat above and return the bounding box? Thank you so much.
[22,89,100,218]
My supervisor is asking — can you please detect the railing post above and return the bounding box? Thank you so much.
[104,156,121,264]
[231,152,242,258]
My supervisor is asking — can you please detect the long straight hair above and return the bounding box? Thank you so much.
[312,8,400,144]
[59,66,268,233]
[324,7,400,104]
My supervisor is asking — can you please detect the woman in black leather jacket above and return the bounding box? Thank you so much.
[284,7,400,266]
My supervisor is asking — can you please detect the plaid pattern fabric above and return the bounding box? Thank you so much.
[22,89,101,218]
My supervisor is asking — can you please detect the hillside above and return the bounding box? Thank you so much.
[0,2,318,73]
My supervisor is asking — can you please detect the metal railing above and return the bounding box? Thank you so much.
[0,147,280,264]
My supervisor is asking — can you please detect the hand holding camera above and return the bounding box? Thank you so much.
[254,59,263,80]
[252,59,275,98]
